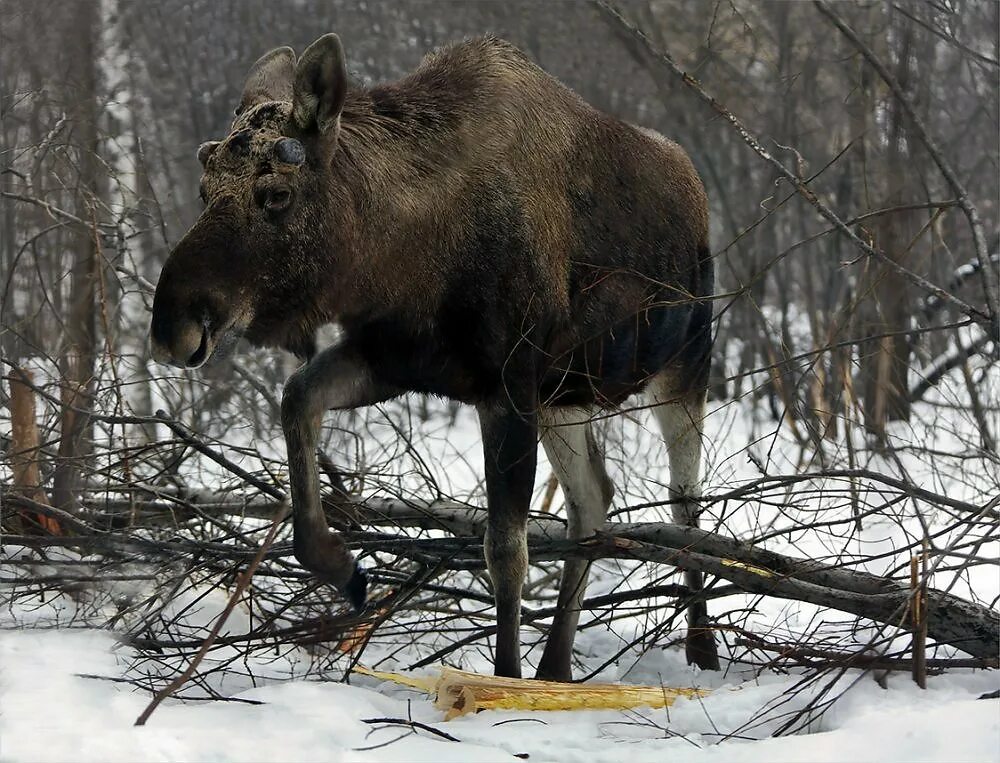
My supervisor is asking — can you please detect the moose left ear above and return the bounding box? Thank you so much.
[238,46,296,115]
[293,34,347,135]
[197,141,221,167]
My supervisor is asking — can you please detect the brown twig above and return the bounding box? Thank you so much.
[910,546,929,688]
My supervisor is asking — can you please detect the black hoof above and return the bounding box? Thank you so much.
[534,667,572,683]
[342,563,368,612]
[686,631,721,671]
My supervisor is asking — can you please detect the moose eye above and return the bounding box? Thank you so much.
[254,176,294,218]
[261,187,293,216]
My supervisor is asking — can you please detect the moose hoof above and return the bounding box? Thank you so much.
[686,631,721,671]
[342,562,368,612]
[534,665,572,682]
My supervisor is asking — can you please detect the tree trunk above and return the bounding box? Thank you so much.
[5,369,58,534]
[50,0,102,513]
[858,9,927,436]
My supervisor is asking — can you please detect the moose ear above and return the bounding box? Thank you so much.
[238,46,296,115]
[293,34,347,135]
[197,140,221,167]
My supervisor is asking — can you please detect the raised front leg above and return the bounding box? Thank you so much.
[281,342,400,610]
[478,400,539,678]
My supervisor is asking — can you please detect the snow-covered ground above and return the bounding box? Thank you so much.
[0,627,997,762]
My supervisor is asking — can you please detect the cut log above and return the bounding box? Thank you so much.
[353,665,709,719]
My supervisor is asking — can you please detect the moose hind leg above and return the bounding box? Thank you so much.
[648,375,720,670]
[535,406,613,681]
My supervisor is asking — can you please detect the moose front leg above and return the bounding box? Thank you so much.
[478,400,539,678]
[280,343,400,610]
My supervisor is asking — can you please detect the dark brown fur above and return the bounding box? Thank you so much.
[151,34,717,678]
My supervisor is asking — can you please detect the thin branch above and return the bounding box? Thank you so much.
[910,332,996,403]
[890,3,1000,70]
[814,0,1000,339]
[0,190,117,232]
[592,0,990,330]
[133,501,289,726]
[152,410,285,501]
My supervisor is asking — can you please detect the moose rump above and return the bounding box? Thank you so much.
[149,33,717,681]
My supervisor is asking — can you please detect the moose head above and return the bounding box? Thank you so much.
[150,34,350,367]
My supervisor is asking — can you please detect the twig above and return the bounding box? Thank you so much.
[592,0,989,329]
[133,501,289,726]
[360,717,460,743]
[153,410,284,501]
[76,673,265,704]
[814,0,1000,339]
[0,190,117,232]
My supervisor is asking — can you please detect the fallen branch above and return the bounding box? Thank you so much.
[910,331,996,404]
[9,497,996,661]
[357,526,999,660]
[354,665,708,719]
[71,461,999,530]
[734,635,998,672]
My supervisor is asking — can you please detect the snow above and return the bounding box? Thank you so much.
[0,629,996,763]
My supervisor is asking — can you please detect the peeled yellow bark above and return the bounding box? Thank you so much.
[353,665,710,719]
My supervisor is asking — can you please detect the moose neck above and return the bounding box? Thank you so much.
[324,82,480,322]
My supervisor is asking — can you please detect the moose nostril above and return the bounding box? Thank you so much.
[186,325,211,368]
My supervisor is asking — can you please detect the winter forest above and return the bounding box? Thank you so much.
[1,1,998,761]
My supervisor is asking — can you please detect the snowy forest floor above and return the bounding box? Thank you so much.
[0,626,997,762]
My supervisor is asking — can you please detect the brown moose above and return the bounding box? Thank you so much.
[150,33,717,679]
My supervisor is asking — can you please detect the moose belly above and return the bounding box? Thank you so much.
[344,315,508,403]
[539,299,697,408]
[344,290,702,409]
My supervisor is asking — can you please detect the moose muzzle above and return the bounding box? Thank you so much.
[150,312,212,369]
[149,207,247,369]
[149,269,218,369]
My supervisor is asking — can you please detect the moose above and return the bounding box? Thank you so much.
[150,33,717,679]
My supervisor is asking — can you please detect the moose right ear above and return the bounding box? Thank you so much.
[293,34,348,135]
